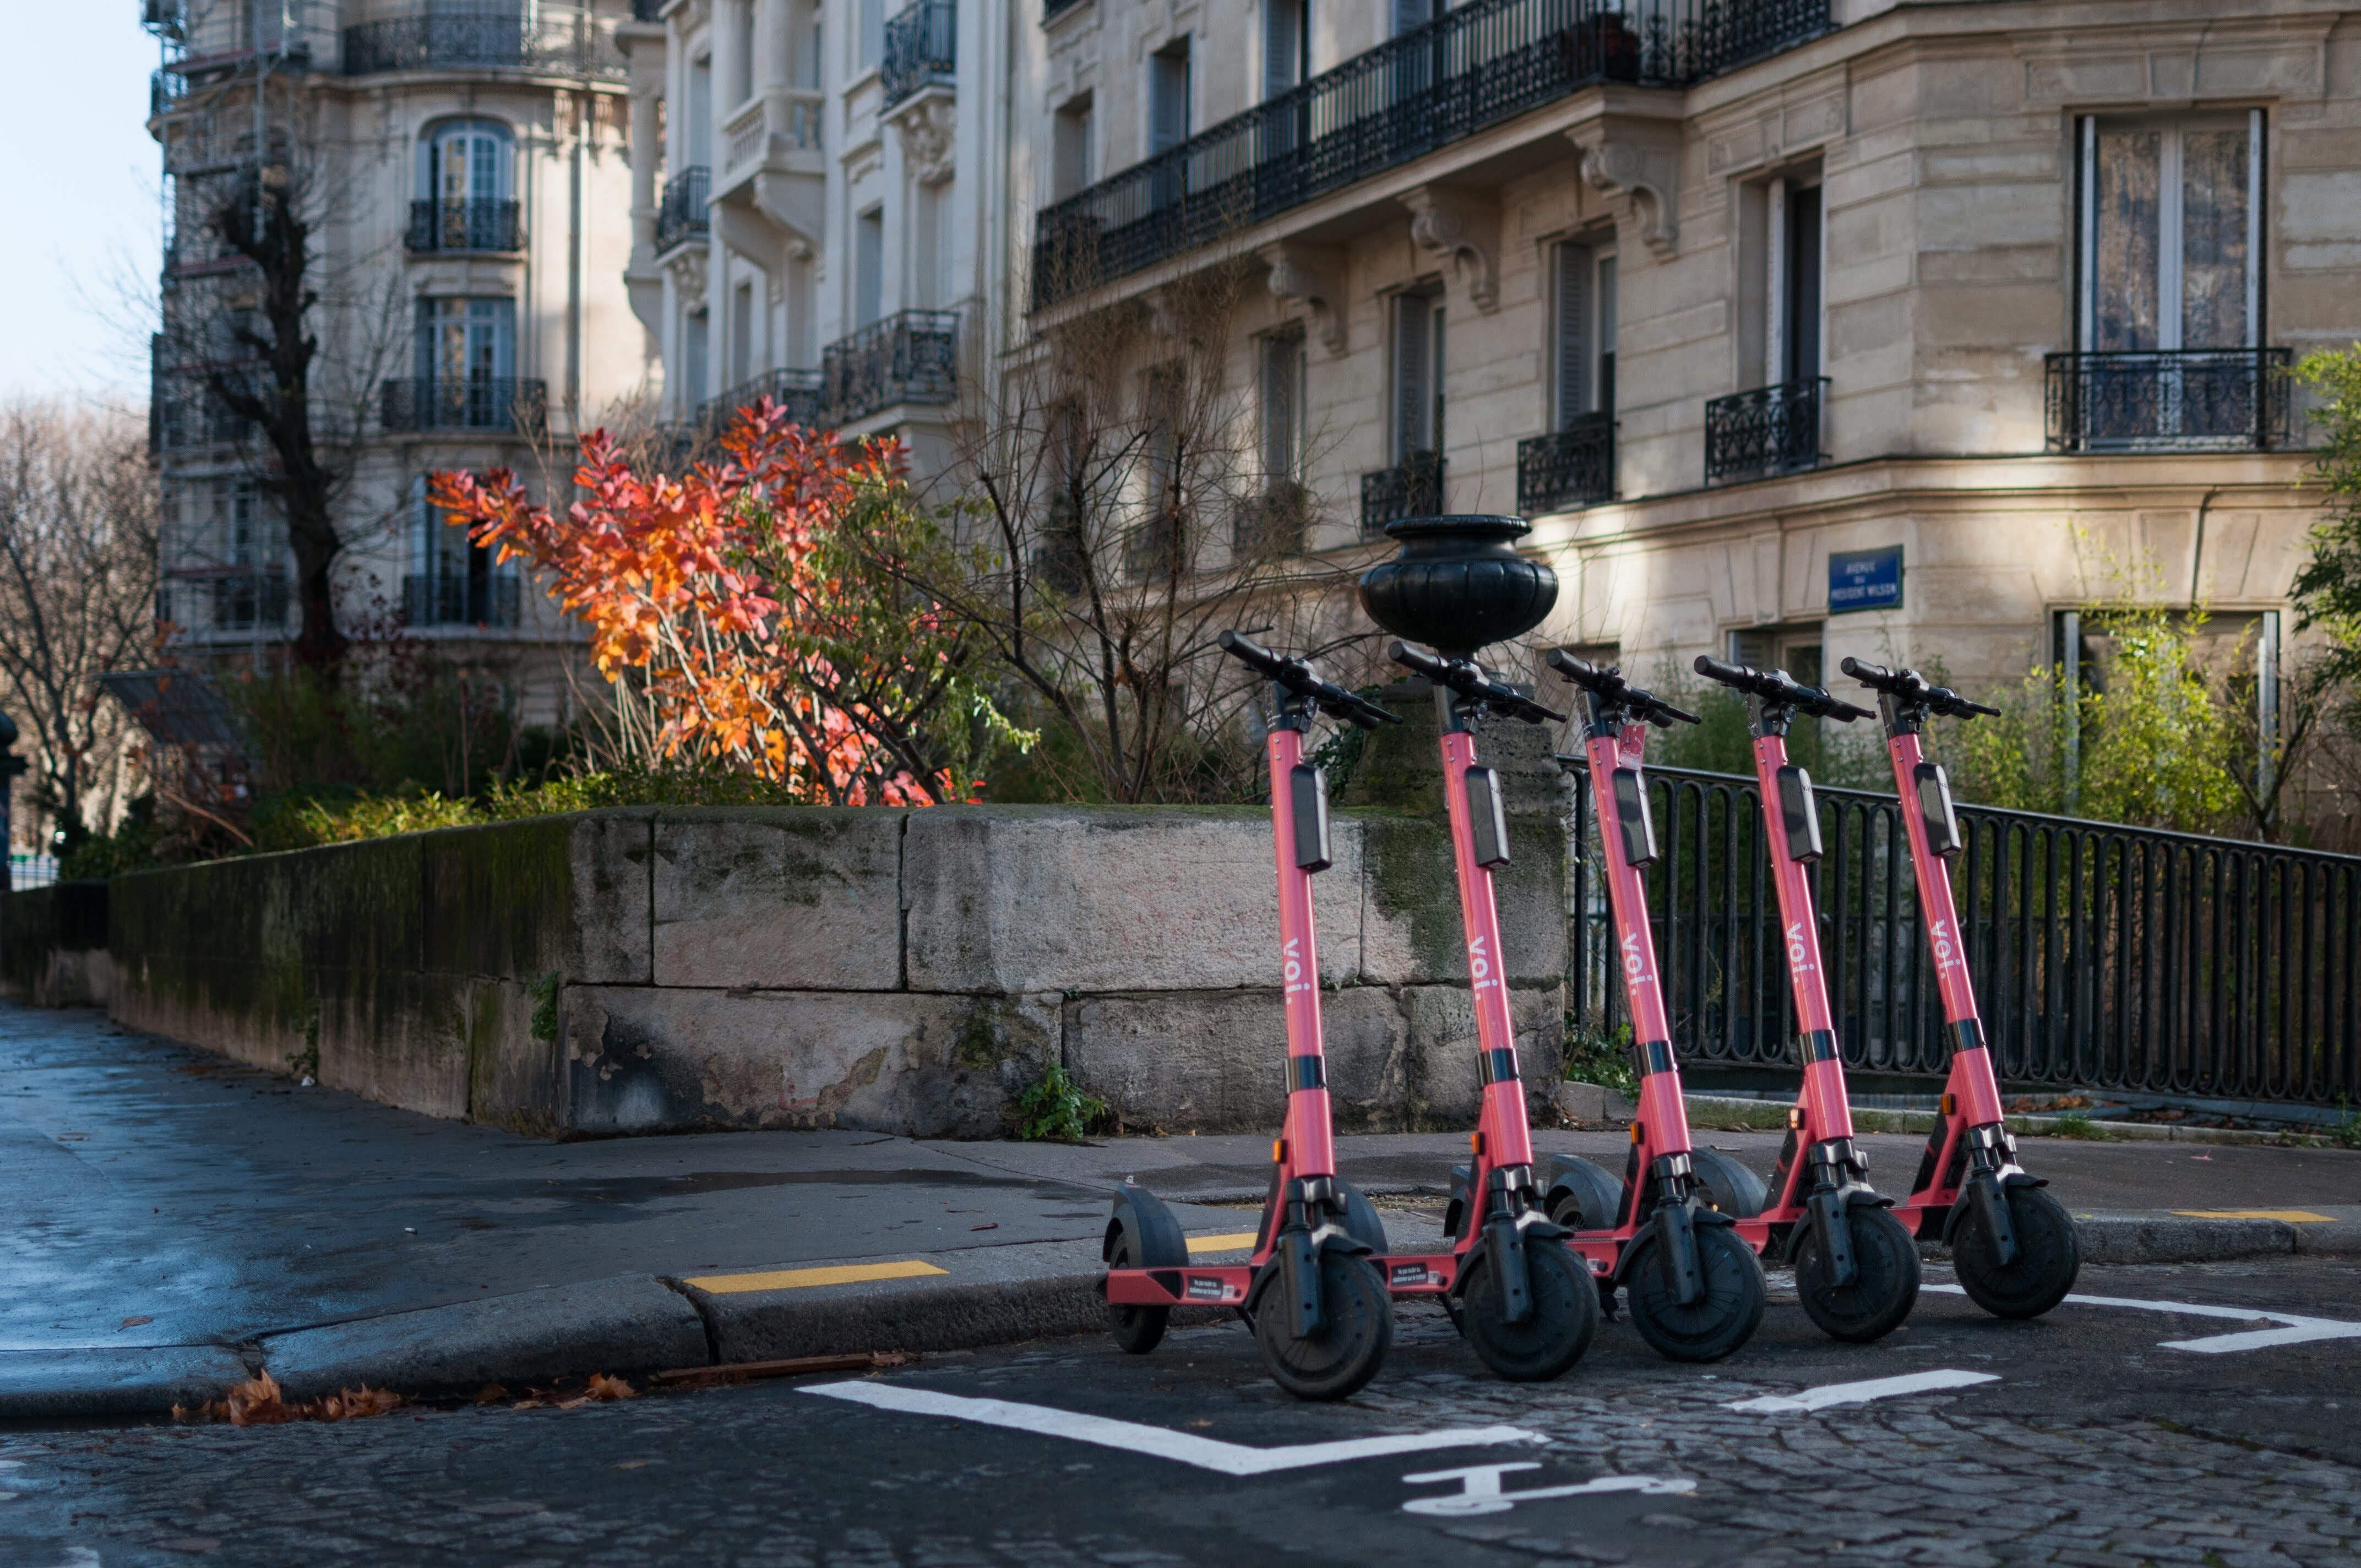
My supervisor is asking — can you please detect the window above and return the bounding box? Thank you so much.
[1054,95,1095,199]
[1136,368,1189,582]
[1553,240,1616,426]
[1260,328,1305,486]
[855,208,885,327]
[1392,290,1444,461]
[683,307,710,405]
[730,0,757,103]
[1392,0,1441,34]
[1768,176,1822,384]
[858,0,884,72]
[2078,112,2261,352]
[409,475,516,628]
[731,277,755,386]
[418,119,511,203]
[1264,0,1309,99]
[415,297,515,385]
[1150,40,1192,156]
[688,57,713,167]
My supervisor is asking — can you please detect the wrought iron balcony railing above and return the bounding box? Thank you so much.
[342,6,624,79]
[1361,452,1446,533]
[379,378,547,433]
[699,368,826,435]
[656,167,710,252]
[822,310,961,423]
[406,198,524,253]
[1516,413,1614,515]
[882,0,956,108]
[1704,377,1825,485]
[404,573,523,629]
[213,572,289,631]
[2045,349,2293,453]
[1032,0,1829,308]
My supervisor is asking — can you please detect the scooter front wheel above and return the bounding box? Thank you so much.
[1955,1184,2080,1320]
[1795,1205,1921,1343]
[1460,1240,1599,1382]
[1624,1224,1765,1363]
[1254,1251,1391,1401]
[1105,1240,1169,1355]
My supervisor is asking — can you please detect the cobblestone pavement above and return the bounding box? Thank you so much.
[1,1259,2355,1568]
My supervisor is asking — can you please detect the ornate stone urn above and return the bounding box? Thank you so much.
[1355,514,1558,658]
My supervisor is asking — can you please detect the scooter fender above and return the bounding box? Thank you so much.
[1786,1185,1897,1283]
[1102,1183,1190,1302]
[1240,1221,1373,1333]
[1612,1202,1735,1306]
[1941,1168,2049,1264]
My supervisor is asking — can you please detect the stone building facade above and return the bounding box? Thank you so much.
[143,1,651,715]
[1021,0,2357,726]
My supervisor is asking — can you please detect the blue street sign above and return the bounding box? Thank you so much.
[1828,545,1903,614]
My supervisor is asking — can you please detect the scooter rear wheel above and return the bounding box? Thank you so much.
[1105,1240,1169,1355]
[1460,1240,1599,1382]
[1624,1224,1765,1364]
[1794,1204,1921,1343]
[1954,1184,2080,1320]
[1254,1251,1392,1401]
[1689,1148,1769,1218]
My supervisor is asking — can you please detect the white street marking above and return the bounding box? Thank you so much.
[801,1381,1543,1477]
[1928,1284,2361,1354]
[1723,1369,1999,1413]
[1400,1462,1695,1517]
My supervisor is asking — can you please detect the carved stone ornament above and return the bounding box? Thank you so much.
[1573,126,1680,258]
[893,96,957,186]
[1399,186,1499,313]
[665,241,709,306]
[1258,241,1346,354]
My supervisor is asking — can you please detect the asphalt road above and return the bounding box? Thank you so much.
[3,1256,2354,1567]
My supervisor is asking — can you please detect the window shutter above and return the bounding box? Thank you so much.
[1555,242,1590,427]
[1393,0,1433,35]
[1264,0,1299,99]
[1394,295,1429,457]
[1151,50,1190,152]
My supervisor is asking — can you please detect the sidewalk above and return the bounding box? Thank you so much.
[1,1002,2354,1417]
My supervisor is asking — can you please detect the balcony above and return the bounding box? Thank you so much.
[342,6,624,79]
[404,573,522,629]
[1516,413,1614,514]
[379,378,547,433]
[822,310,960,423]
[1031,0,1830,309]
[699,368,825,435]
[406,199,524,253]
[882,1,956,109]
[2045,349,2293,453]
[213,572,289,632]
[1704,377,1825,486]
[1043,0,1086,20]
[655,167,709,252]
[1361,453,1446,533]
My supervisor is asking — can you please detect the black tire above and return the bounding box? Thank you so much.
[1106,1239,1169,1355]
[1624,1223,1765,1364]
[1689,1148,1769,1218]
[1955,1184,2080,1320]
[1795,1204,1921,1343]
[1254,1250,1392,1401]
[1546,1156,1625,1232]
[1460,1240,1599,1382]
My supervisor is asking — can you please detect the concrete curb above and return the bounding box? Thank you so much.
[1680,1091,2356,1148]
[7,1215,2354,1420]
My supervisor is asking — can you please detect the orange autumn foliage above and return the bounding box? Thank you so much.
[431,403,991,805]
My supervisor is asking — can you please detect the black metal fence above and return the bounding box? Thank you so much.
[1361,453,1446,533]
[342,6,624,79]
[820,309,960,422]
[656,166,710,252]
[379,377,547,433]
[882,0,956,108]
[1569,765,2361,1107]
[406,198,524,253]
[2044,349,2293,453]
[1031,0,1830,308]
[1516,414,1614,514]
[1704,377,1825,484]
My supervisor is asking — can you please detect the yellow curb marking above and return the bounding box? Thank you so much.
[686,1260,949,1294]
[2169,1210,2337,1223]
[1186,1233,1261,1254]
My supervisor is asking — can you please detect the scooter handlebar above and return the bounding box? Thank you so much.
[1693,654,1873,722]
[1219,630,1401,730]
[1837,655,2001,719]
[1386,640,1567,725]
[1544,649,1700,728]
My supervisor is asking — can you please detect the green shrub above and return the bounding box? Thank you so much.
[1012,1064,1107,1143]
[1562,1019,1638,1098]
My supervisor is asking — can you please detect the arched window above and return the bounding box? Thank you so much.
[413,119,518,252]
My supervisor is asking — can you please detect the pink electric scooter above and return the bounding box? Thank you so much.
[1689,654,1922,1343]
[1541,651,1769,1361]
[1100,631,1402,1400]
[1841,657,2081,1319]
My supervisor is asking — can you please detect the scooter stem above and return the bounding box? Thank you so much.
[1586,724,1690,1153]
[1437,725,1536,1174]
[1268,723,1339,1180]
[1749,727,1855,1143]
[1884,727,2006,1128]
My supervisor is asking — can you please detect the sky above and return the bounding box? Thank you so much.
[0,6,167,405]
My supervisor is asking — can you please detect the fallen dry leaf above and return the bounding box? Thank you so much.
[175,1371,405,1427]
[583,1373,637,1402]
[614,1460,649,1471]
[119,1316,154,1331]
[474,1384,508,1405]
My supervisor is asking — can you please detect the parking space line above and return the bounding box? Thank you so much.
[1927,1284,2361,1354]
[2168,1210,2336,1223]
[1185,1232,1260,1254]
[683,1260,948,1294]
[1723,1369,1999,1414]
[800,1381,1543,1476]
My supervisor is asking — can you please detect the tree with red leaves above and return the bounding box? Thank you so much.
[431,403,1014,806]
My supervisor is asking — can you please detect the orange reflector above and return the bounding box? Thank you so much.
[1941,1093,1957,1117]
[1788,1106,1804,1131]
[1272,1139,1285,1164]
[1629,1122,1642,1145]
